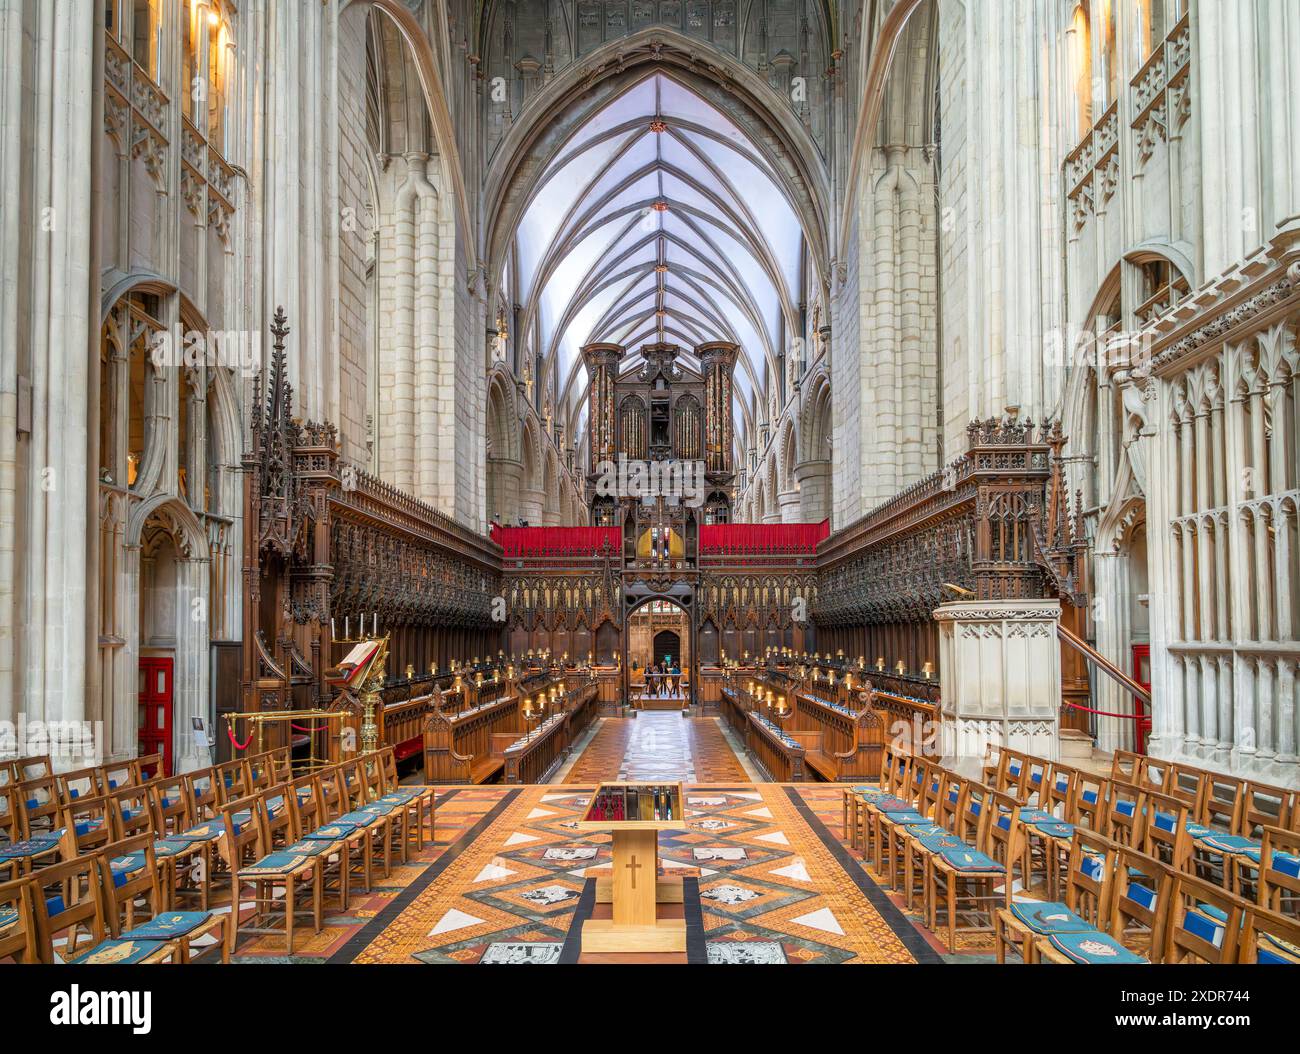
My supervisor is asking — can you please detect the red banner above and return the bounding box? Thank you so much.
[699,520,829,555]
[490,525,620,558]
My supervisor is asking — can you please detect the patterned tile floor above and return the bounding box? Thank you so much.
[342,783,939,964]
[565,713,750,784]
[220,720,982,964]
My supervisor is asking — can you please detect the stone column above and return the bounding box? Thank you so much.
[173,557,211,773]
[777,487,801,522]
[934,599,1062,773]
[795,459,831,523]
[518,486,545,527]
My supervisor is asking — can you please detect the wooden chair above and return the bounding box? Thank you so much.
[60,793,116,856]
[1139,786,1193,873]
[337,758,397,879]
[28,853,174,963]
[0,784,63,879]
[5,755,52,784]
[925,788,1024,952]
[1108,840,1170,959]
[16,775,62,839]
[215,758,249,803]
[1159,869,1247,964]
[382,746,436,849]
[96,834,166,935]
[149,773,192,836]
[316,764,374,894]
[1247,825,1300,916]
[108,784,156,842]
[1239,904,1300,964]
[0,874,40,961]
[131,752,165,783]
[1067,771,1109,832]
[1042,762,1077,816]
[286,773,353,911]
[994,826,1116,964]
[1103,780,1145,847]
[98,760,136,793]
[184,767,221,822]
[94,832,229,963]
[1109,749,1144,785]
[223,792,332,955]
[56,765,105,803]
[359,752,411,865]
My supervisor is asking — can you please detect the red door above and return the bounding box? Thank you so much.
[1131,645,1152,754]
[138,658,173,777]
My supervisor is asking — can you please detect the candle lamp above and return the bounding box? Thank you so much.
[922,661,934,680]
[896,660,906,676]
[876,657,885,672]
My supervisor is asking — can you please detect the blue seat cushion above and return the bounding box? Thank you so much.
[1009,901,1094,934]
[913,832,971,854]
[879,809,931,827]
[870,796,918,813]
[1196,833,1260,856]
[1019,808,1057,824]
[242,852,312,876]
[179,822,227,841]
[68,938,170,964]
[122,911,214,940]
[1032,820,1075,841]
[304,822,359,840]
[282,840,334,857]
[109,854,147,883]
[1045,930,1148,964]
[151,839,196,858]
[0,837,62,860]
[938,846,1004,873]
[335,811,383,827]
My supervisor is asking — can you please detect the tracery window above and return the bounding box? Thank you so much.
[107,0,162,83]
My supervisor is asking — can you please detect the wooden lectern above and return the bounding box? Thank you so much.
[576,782,686,953]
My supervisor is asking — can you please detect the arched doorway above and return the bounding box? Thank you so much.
[625,596,692,708]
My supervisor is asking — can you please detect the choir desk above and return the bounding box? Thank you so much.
[575,782,686,954]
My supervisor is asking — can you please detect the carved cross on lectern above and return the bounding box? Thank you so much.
[625,853,642,889]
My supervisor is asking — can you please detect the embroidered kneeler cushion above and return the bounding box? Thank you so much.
[1018,808,1057,824]
[122,911,215,940]
[937,846,1003,872]
[179,822,228,841]
[0,837,62,860]
[870,796,917,813]
[69,938,170,964]
[912,832,970,854]
[335,811,383,827]
[1044,930,1148,964]
[1031,820,1075,841]
[304,823,359,840]
[282,840,335,857]
[1009,901,1094,934]
[109,853,147,883]
[877,809,932,827]
[148,840,186,859]
[1197,833,1262,856]
[242,852,311,875]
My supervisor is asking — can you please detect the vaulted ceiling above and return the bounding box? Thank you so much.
[510,71,808,457]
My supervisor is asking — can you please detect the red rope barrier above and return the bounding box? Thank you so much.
[226,727,255,750]
[290,723,330,734]
[1062,699,1145,720]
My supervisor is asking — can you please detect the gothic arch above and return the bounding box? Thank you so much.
[801,369,832,463]
[127,493,210,561]
[486,370,519,463]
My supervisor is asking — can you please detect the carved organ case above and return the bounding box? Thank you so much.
[582,340,738,532]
